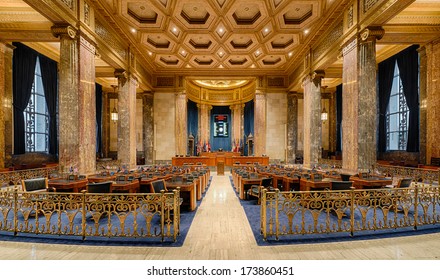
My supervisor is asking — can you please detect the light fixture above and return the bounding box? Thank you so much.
[321,85,328,121]
[110,85,118,123]
[321,106,328,121]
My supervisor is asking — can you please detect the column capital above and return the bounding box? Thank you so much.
[141,91,154,98]
[311,70,325,82]
[229,103,245,110]
[360,26,384,42]
[51,24,77,39]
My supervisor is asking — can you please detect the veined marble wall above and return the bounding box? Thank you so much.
[426,40,440,162]
[266,93,287,162]
[154,92,176,161]
[136,99,143,152]
[297,99,304,152]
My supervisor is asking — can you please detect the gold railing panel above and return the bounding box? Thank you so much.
[0,166,59,186]
[261,183,440,240]
[0,189,180,242]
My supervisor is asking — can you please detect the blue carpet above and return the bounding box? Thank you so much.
[229,176,440,246]
[0,177,212,247]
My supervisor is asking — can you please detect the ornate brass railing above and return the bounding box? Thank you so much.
[0,189,180,242]
[0,166,59,186]
[261,183,440,240]
[375,164,440,183]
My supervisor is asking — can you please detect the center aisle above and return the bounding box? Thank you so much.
[178,171,258,259]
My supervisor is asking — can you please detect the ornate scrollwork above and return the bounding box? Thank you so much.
[51,24,77,39]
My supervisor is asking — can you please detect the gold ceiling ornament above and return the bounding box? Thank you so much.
[186,79,256,106]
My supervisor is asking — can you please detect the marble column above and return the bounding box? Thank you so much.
[328,92,337,153]
[418,46,427,164]
[286,92,299,164]
[342,28,383,172]
[426,40,440,162]
[303,72,323,168]
[198,103,212,144]
[116,70,137,169]
[0,43,14,168]
[53,25,97,174]
[230,103,244,147]
[142,91,154,165]
[254,91,266,156]
[175,92,187,155]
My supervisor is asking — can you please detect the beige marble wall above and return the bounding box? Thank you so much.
[254,92,267,156]
[266,92,287,162]
[175,92,187,155]
[154,92,176,161]
[136,98,143,152]
[426,39,440,162]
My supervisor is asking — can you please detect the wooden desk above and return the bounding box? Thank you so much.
[111,180,140,193]
[165,180,197,211]
[350,176,393,189]
[299,178,331,192]
[88,174,116,183]
[48,179,88,193]
[240,177,263,199]
[282,175,300,191]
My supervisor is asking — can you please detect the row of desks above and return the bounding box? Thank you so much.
[47,170,211,211]
[232,168,394,200]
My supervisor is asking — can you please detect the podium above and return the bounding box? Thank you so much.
[217,153,225,175]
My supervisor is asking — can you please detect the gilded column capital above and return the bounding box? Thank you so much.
[311,70,325,83]
[360,26,384,42]
[51,24,77,39]
[114,69,128,86]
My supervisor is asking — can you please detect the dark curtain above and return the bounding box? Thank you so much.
[211,106,231,152]
[39,54,58,156]
[396,45,419,152]
[243,100,254,156]
[187,100,198,155]
[335,84,342,152]
[95,83,103,156]
[378,56,397,153]
[12,43,38,154]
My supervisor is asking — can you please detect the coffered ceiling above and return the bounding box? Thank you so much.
[1,0,440,92]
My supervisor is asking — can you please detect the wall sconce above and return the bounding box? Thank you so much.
[110,85,118,123]
[321,84,328,122]
[321,106,328,121]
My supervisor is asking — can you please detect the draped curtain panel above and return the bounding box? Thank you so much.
[12,43,38,154]
[243,100,254,156]
[95,83,103,156]
[378,44,419,153]
[378,56,397,153]
[39,54,58,156]
[396,45,420,152]
[336,84,342,152]
[187,99,198,155]
[210,106,231,152]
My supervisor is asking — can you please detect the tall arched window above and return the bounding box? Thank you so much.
[24,56,49,152]
[386,61,409,151]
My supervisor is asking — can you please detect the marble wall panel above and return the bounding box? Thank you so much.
[142,93,154,164]
[266,92,287,162]
[154,92,176,161]
[426,40,440,163]
[175,93,187,155]
[254,92,267,156]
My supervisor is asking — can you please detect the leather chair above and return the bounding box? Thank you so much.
[86,181,112,193]
[330,181,354,191]
[247,177,273,204]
